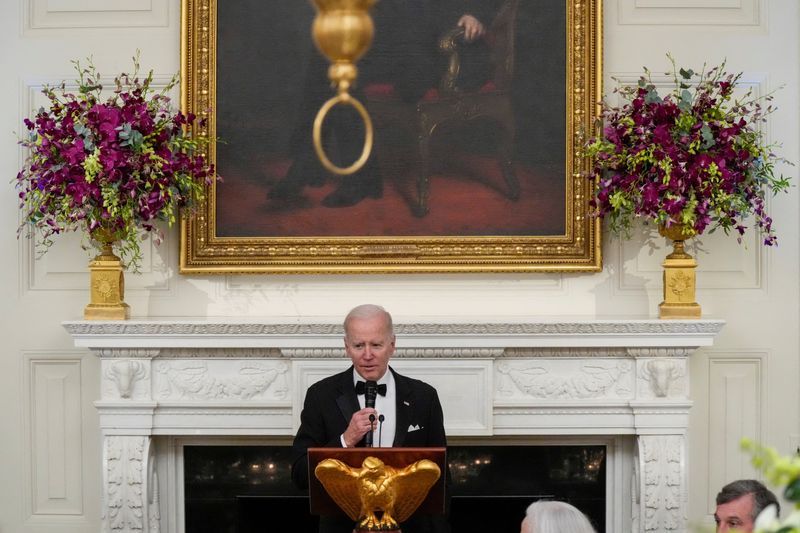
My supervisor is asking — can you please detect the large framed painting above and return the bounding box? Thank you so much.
[180,0,602,273]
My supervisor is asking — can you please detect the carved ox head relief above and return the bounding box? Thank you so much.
[109,360,147,399]
[643,360,682,398]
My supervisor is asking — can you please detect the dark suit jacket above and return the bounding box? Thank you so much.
[363,0,502,101]
[291,365,450,533]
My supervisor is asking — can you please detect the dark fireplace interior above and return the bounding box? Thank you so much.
[184,444,606,533]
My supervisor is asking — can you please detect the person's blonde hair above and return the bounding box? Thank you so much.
[522,501,597,533]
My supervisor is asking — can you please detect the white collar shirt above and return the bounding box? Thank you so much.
[353,369,397,448]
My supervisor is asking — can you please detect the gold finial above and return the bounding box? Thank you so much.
[310,0,376,175]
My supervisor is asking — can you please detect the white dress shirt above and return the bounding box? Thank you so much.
[342,369,397,447]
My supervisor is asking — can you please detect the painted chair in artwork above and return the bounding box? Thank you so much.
[364,0,520,217]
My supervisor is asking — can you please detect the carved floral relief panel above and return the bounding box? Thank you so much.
[495,359,635,401]
[152,360,290,401]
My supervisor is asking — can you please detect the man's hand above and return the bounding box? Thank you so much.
[457,14,485,42]
[342,407,378,447]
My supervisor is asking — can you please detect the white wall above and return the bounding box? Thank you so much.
[1,1,797,531]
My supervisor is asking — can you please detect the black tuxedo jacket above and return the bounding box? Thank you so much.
[291,365,450,533]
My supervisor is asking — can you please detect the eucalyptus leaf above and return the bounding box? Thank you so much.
[700,125,714,149]
[644,87,662,104]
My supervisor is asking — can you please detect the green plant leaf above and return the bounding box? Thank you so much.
[784,477,800,502]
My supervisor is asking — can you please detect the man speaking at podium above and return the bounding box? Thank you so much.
[291,304,450,533]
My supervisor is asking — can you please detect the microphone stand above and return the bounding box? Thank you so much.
[368,414,376,447]
[364,381,377,447]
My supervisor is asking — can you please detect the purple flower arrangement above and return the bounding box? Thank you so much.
[15,55,215,271]
[585,56,790,246]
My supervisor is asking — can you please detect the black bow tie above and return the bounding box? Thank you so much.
[355,381,387,396]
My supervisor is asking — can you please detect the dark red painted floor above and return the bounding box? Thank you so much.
[215,156,566,238]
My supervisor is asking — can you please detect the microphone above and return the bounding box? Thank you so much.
[364,380,378,409]
[364,381,378,447]
[377,414,385,447]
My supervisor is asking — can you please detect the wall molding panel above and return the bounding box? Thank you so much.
[25,353,85,517]
[27,0,168,30]
[618,0,762,26]
[618,226,764,291]
[705,351,767,515]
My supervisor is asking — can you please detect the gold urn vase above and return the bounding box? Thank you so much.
[658,224,701,319]
[84,230,130,320]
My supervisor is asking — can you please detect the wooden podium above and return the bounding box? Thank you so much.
[308,447,446,532]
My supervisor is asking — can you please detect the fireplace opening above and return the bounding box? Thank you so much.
[184,444,605,532]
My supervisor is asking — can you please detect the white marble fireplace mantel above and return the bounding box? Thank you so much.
[64,317,724,533]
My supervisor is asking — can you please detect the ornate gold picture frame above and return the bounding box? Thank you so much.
[180,0,602,274]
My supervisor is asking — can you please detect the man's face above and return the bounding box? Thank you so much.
[345,314,395,381]
[715,493,756,533]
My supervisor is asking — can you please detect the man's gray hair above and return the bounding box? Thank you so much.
[716,479,780,521]
[343,304,394,338]
[522,501,597,533]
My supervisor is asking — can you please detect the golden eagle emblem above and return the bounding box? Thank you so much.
[315,456,441,531]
